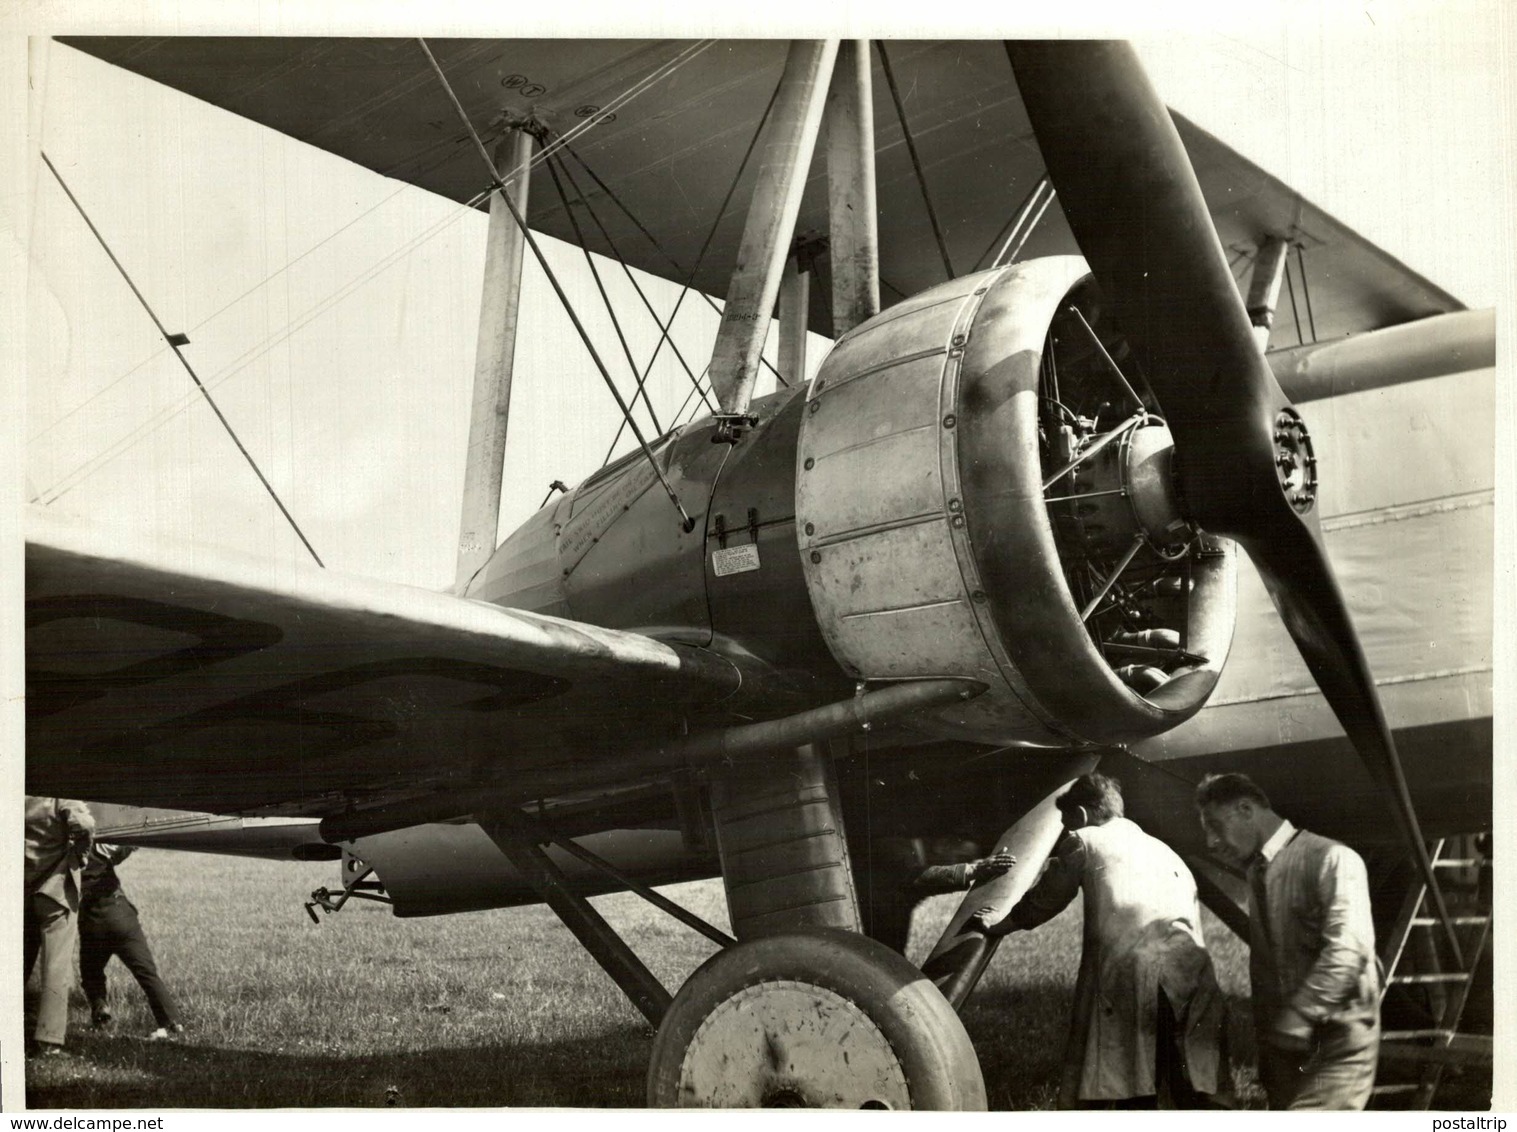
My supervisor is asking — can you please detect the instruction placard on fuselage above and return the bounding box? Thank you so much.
[712,544,761,576]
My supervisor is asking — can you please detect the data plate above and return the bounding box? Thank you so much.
[712,544,761,576]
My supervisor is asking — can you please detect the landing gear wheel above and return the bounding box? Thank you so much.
[647,927,986,1109]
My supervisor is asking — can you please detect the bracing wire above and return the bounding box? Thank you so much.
[418,37,696,533]
[35,41,714,456]
[37,188,490,503]
[38,153,325,567]
[558,127,790,391]
[1296,243,1318,343]
[548,143,707,419]
[876,41,955,281]
[542,149,663,436]
[31,183,492,449]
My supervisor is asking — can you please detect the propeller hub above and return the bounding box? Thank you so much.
[1124,421,1191,551]
[1272,408,1319,514]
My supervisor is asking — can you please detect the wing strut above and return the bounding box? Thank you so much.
[418,38,697,533]
[708,40,839,436]
[455,125,535,593]
[1245,237,1290,350]
[777,243,814,384]
[825,39,880,335]
[481,809,672,1027]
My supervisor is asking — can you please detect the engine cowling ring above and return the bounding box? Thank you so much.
[795,257,1236,747]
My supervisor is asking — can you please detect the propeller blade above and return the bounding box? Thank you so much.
[1007,40,1452,944]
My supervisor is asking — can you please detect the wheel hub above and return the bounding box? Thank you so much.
[676,978,911,1109]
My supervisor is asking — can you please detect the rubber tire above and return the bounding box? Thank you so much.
[647,927,986,1109]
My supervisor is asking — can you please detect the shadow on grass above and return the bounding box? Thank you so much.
[27,1024,658,1108]
[28,987,1486,1111]
[26,985,1159,1111]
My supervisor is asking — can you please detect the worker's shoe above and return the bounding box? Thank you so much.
[90,1002,113,1028]
[27,1042,71,1059]
[148,1023,185,1041]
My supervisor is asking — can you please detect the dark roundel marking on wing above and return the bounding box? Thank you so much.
[26,595,284,718]
[79,657,572,767]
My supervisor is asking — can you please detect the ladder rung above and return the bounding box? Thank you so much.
[1411,915,1489,926]
[1377,1034,1493,1068]
[1390,972,1469,985]
[1433,858,1489,868]
[1383,1028,1455,1041]
[1372,1084,1422,1096]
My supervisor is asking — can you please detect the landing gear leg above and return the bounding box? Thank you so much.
[480,810,671,1027]
[647,744,986,1109]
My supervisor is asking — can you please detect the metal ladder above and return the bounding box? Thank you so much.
[1370,837,1492,1109]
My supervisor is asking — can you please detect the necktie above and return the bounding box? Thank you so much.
[1248,855,1274,952]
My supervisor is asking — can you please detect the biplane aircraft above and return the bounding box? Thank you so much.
[26,36,1494,1108]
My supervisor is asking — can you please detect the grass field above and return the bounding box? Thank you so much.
[20,847,1480,1110]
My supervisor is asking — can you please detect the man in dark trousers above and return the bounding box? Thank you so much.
[80,842,185,1039]
[24,796,95,1056]
[1194,772,1380,1110]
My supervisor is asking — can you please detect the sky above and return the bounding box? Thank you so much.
[22,40,797,587]
[2,0,1513,1112]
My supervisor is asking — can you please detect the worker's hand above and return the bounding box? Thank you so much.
[1265,1005,1315,1052]
[969,852,1016,881]
[965,905,1003,935]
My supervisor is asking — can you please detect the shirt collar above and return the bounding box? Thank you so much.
[1257,818,1297,864]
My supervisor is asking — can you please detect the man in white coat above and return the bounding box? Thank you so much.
[970,773,1229,1108]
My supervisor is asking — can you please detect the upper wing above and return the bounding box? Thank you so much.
[26,508,740,815]
[56,37,1463,339]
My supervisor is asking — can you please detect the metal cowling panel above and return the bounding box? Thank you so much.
[796,266,1065,746]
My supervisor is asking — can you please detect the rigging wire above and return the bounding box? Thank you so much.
[418,37,696,533]
[674,368,716,428]
[573,74,788,463]
[971,175,1050,273]
[379,43,712,218]
[1284,254,1305,346]
[41,37,738,526]
[31,182,492,448]
[990,181,1056,270]
[558,103,790,390]
[527,41,715,178]
[541,149,663,436]
[1296,243,1318,343]
[876,41,955,281]
[38,152,324,567]
[37,188,489,501]
[550,142,708,419]
[38,41,711,452]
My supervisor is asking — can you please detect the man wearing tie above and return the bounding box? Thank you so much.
[1194,773,1381,1109]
